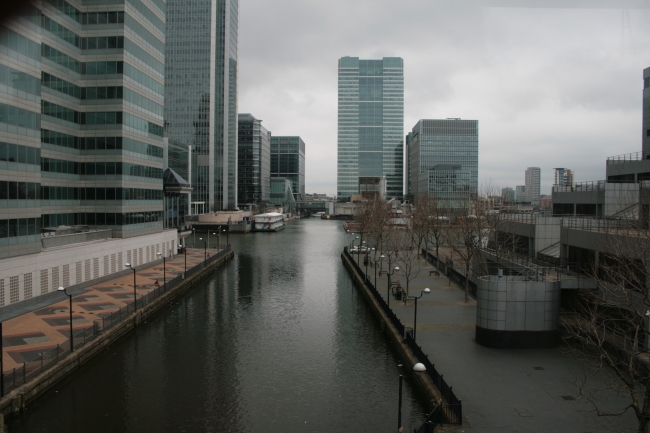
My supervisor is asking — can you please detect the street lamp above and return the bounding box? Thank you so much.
[379,266,400,307]
[157,252,167,287]
[57,286,74,352]
[212,232,216,250]
[398,365,404,433]
[125,263,137,311]
[364,247,374,282]
[403,288,431,342]
[199,237,207,264]
[224,228,229,246]
[374,254,384,287]
[192,227,196,246]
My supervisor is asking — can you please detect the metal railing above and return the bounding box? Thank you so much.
[561,217,639,232]
[607,151,650,165]
[343,247,462,426]
[1,246,231,395]
[41,230,113,249]
[553,180,606,192]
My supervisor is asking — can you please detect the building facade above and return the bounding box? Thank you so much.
[525,167,541,205]
[337,56,404,201]
[163,137,190,226]
[501,187,515,203]
[642,68,650,155]
[237,113,270,206]
[553,168,573,187]
[407,119,478,206]
[164,0,238,212]
[0,0,181,308]
[515,185,527,203]
[270,136,305,200]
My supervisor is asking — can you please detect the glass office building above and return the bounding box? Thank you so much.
[407,119,479,207]
[337,56,404,201]
[237,113,270,205]
[0,0,167,259]
[164,0,238,211]
[270,136,305,200]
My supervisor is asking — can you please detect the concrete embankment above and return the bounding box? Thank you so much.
[340,251,442,410]
[0,250,233,417]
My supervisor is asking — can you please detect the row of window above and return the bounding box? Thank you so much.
[0,27,41,62]
[0,182,40,200]
[0,142,41,165]
[42,211,162,228]
[0,64,40,96]
[42,186,163,201]
[41,158,163,179]
[124,14,164,54]
[41,76,163,117]
[42,129,163,158]
[124,39,163,75]
[0,218,41,238]
[41,101,163,135]
[0,103,40,131]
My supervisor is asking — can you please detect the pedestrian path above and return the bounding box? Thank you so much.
[2,248,213,373]
[352,252,637,433]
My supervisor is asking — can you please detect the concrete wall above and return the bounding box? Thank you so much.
[534,217,562,253]
[0,230,178,309]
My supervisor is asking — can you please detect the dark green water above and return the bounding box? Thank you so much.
[8,219,426,432]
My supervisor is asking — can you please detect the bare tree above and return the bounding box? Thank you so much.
[394,228,422,298]
[562,203,650,433]
[444,196,489,303]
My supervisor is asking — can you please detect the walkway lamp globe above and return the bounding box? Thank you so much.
[57,286,74,353]
[125,263,137,311]
[413,362,426,372]
[157,252,166,287]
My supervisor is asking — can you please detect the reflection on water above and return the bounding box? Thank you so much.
[9,219,427,432]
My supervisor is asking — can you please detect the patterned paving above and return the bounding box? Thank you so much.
[1,248,211,372]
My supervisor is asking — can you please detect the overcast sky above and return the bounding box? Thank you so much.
[237,0,650,196]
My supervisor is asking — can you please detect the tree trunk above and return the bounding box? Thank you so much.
[464,262,470,303]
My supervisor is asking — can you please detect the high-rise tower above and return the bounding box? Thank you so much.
[337,57,404,201]
[525,167,541,205]
[165,0,239,211]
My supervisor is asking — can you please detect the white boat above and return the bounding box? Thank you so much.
[253,212,285,232]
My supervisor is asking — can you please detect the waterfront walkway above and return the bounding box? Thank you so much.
[2,248,213,373]
[351,251,637,433]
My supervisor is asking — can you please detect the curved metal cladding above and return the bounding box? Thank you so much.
[475,275,561,348]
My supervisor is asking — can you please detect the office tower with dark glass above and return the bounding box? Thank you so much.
[270,136,305,201]
[164,0,239,211]
[337,57,404,201]
[237,113,270,206]
[407,119,478,206]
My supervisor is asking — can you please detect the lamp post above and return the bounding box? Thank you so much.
[125,263,137,311]
[398,371,403,433]
[192,227,196,246]
[212,232,216,250]
[364,247,373,282]
[157,252,166,287]
[374,254,384,287]
[224,228,229,246]
[57,286,74,352]
[403,288,431,342]
[380,266,399,307]
[184,242,187,274]
[199,237,207,264]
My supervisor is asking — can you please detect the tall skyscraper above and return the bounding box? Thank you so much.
[525,167,541,205]
[337,56,404,201]
[237,113,270,206]
[554,168,573,187]
[643,68,650,155]
[270,136,305,200]
[164,0,239,211]
[407,119,478,206]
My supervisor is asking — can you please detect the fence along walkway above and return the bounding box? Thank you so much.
[1,247,231,396]
[343,247,462,428]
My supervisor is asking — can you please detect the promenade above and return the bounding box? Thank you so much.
[1,248,212,373]
[351,251,637,433]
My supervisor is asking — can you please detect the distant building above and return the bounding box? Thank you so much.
[163,137,191,226]
[554,168,574,187]
[502,187,515,203]
[269,178,295,214]
[525,167,541,205]
[516,185,527,203]
[237,114,271,206]
[337,56,404,201]
[358,176,387,200]
[270,136,305,201]
[407,119,479,207]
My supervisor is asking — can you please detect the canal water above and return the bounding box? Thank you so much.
[8,219,427,432]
